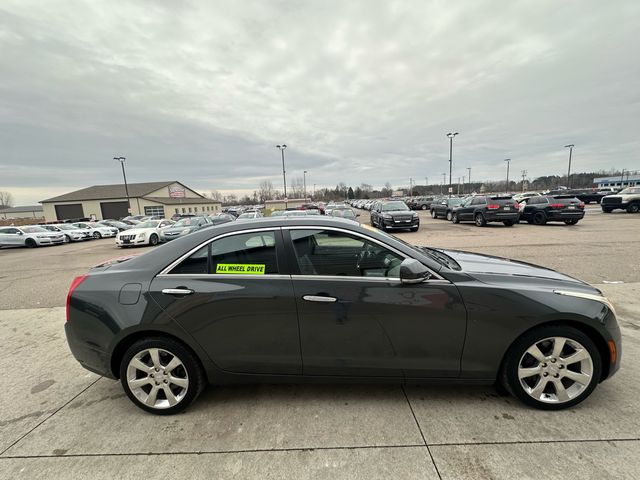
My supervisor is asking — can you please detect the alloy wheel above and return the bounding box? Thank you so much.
[446,211,452,221]
[126,348,189,409]
[518,336,593,404]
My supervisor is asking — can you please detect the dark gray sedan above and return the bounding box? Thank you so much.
[65,217,621,414]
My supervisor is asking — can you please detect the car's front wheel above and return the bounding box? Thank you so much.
[627,203,639,214]
[120,337,206,415]
[93,231,102,239]
[149,234,159,246]
[501,326,601,410]
[451,213,459,224]
[431,210,437,219]
[446,211,453,221]
[474,213,486,227]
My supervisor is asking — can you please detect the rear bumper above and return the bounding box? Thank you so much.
[546,210,585,221]
[483,212,520,222]
[65,322,113,378]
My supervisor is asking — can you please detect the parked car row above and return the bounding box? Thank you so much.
[0,221,119,248]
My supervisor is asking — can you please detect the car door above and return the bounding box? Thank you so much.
[463,197,484,220]
[285,227,467,378]
[0,227,23,246]
[148,228,301,375]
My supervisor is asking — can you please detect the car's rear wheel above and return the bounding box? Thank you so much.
[602,208,613,213]
[474,213,486,227]
[451,213,459,224]
[533,212,547,225]
[503,220,515,226]
[120,337,206,415]
[501,326,601,410]
[149,234,159,246]
[431,210,437,219]
[446,211,453,221]
[627,203,639,213]
[564,219,579,225]
[25,238,37,248]
[93,231,102,239]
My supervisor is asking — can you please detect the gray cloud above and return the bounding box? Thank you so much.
[1,0,639,203]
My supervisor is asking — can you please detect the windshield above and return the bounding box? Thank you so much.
[619,187,640,195]
[238,213,254,218]
[137,221,160,228]
[381,201,409,212]
[448,198,462,206]
[174,218,199,227]
[21,226,48,233]
[54,224,75,230]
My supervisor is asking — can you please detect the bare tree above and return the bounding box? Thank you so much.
[205,190,223,201]
[0,191,14,208]
[290,177,305,198]
[257,180,275,202]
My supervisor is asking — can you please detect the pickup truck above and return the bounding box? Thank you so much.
[601,187,640,213]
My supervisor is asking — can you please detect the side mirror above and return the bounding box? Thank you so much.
[399,259,432,284]
[17,231,24,235]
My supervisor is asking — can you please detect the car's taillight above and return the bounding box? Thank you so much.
[66,275,88,322]
[487,204,500,210]
[579,202,585,208]
[549,203,564,209]
[513,203,520,209]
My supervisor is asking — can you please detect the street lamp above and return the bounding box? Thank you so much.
[303,170,308,199]
[276,145,287,200]
[113,156,130,214]
[504,158,511,194]
[564,144,574,188]
[441,172,446,195]
[447,132,459,198]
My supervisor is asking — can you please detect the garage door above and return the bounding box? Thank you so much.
[55,204,84,221]
[100,201,130,220]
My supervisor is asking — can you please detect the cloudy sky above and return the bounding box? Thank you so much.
[1,0,639,204]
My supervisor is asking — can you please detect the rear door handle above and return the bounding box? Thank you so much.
[302,295,337,303]
[162,288,194,296]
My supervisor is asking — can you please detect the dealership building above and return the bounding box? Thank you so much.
[0,205,44,219]
[593,174,639,189]
[41,181,222,222]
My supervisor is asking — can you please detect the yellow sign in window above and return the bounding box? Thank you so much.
[215,263,266,274]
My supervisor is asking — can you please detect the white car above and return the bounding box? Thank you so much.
[0,225,65,248]
[41,224,92,242]
[72,222,118,239]
[115,219,174,247]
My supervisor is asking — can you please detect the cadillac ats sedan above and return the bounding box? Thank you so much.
[65,217,621,414]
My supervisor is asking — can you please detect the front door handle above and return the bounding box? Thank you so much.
[162,288,194,296]
[302,295,337,303]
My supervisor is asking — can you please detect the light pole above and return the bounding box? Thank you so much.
[565,144,574,188]
[447,132,459,197]
[303,170,307,199]
[276,144,287,199]
[504,158,511,194]
[620,169,625,188]
[521,170,528,192]
[467,167,471,194]
[114,156,130,213]
[313,184,316,197]
[409,178,413,198]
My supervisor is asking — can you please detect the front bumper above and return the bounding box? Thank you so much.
[116,236,147,247]
[382,218,420,229]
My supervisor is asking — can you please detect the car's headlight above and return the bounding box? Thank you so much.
[138,233,146,240]
[382,214,393,219]
[181,228,191,234]
[554,290,616,316]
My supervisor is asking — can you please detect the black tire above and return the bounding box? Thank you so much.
[93,231,102,239]
[474,213,486,227]
[431,209,437,219]
[451,213,460,224]
[500,325,602,410]
[564,219,579,225]
[25,238,37,248]
[120,336,206,415]
[526,219,534,224]
[533,211,547,225]
[503,220,515,227]
[410,226,419,232]
[64,234,71,243]
[446,211,453,222]
[149,234,159,246]
[627,203,639,214]
[602,208,613,213]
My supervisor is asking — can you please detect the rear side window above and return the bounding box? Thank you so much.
[170,231,278,275]
[471,197,486,205]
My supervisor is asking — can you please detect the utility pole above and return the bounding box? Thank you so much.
[565,144,574,188]
[620,169,625,188]
[113,157,130,214]
[504,158,511,194]
[409,178,413,198]
[467,167,471,194]
[303,170,307,200]
[276,145,287,201]
[457,177,461,195]
[462,175,466,194]
[313,183,316,198]
[521,170,528,192]
[447,132,459,197]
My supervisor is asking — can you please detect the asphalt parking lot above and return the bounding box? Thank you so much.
[1,207,639,479]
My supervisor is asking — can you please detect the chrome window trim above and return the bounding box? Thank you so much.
[157,273,291,280]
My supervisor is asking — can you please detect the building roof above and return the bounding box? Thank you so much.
[143,196,221,205]
[41,181,177,203]
[0,205,44,214]
[594,174,640,182]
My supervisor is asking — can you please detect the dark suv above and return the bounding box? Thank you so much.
[430,197,463,221]
[451,195,520,227]
[407,196,436,210]
[521,195,585,225]
[370,200,419,231]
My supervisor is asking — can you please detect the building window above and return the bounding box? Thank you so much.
[188,207,192,213]
[175,208,179,214]
[143,206,165,217]
[194,207,198,212]
[182,208,186,213]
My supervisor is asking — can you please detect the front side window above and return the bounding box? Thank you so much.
[170,231,279,275]
[290,229,403,278]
